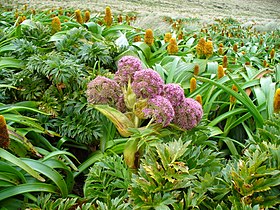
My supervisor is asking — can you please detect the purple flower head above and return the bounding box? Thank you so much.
[132,69,164,99]
[116,94,127,113]
[163,83,185,107]
[173,98,203,130]
[86,76,121,106]
[114,56,142,87]
[143,96,175,127]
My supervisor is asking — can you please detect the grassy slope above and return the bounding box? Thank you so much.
[6,0,280,23]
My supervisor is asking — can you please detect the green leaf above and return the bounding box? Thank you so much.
[42,150,80,164]
[73,151,104,178]
[93,105,135,137]
[0,57,24,69]
[0,183,57,201]
[22,159,68,197]
[0,148,44,182]
[197,75,264,128]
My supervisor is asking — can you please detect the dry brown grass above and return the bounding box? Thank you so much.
[4,0,280,29]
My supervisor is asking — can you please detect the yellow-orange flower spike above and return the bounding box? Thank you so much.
[223,55,228,68]
[133,35,141,42]
[167,38,178,55]
[144,29,154,46]
[218,46,223,55]
[259,38,263,45]
[195,95,202,105]
[125,15,130,23]
[15,11,19,19]
[274,88,280,113]
[104,6,113,27]
[58,7,63,15]
[75,9,83,24]
[270,49,275,59]
[204,41,213,58]
[0,115,10,149]
[51,16,61,33]
[230,84,238,104]
[263,60,267,67]
[31,9,36,15]
[194,64,199,76]
[233,43,238,52]
[118,14,123,23]
[178,32,183,40]
[196,37,206,58]
[217,65,225,79]
[190,77,197,93]
[84,10,90,23]
[164,32,172,43]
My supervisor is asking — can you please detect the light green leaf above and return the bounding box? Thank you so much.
[93,104,134,137]
[0,148,44,182]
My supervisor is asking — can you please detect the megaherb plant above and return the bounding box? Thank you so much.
[85,55,203,169]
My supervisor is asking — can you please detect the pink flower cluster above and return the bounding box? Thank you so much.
[114,56,142,87]
[132,69,164,99]
[143,96,175,127]
[86,56,203,130]
[86,76,121,106]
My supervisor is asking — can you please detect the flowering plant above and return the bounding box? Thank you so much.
[86,56,203,136]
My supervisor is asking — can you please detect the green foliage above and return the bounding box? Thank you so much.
[129,139,223,209]
[84,154,131,206]
[30,194,94,210]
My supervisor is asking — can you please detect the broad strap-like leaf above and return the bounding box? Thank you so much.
[0,183,57,201]
[93,104,135,137]
[0,148,45,182]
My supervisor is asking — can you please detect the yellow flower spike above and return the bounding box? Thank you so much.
[233,43,238,52]
[84,10,90,23]
[51,16,61,33]
[15,11,18,19]
[164,32,172,43]
[0,115,10,149]
[263,60,267,67]
[259,38,263,45]
[195,95,202,105]
[58,7,63,15]
[218,46,223,55]
[75,9,83,24]
[196,37,206,58]
[204,41,213,58]
[125,15,130,24]
[18,16,26,25]
[217,65,225,79]
[270,49,275,59]
[117,14,123,23]
[144,29,154,46]
[178,32,183,40]
[190,77,197,93]
[274,88,280,113]
[167,38,178,55]
[230,84,238,104]
[223,55,228,68]
[133,35,141,42]
[104,6,113,27]
[194,64,199,76]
